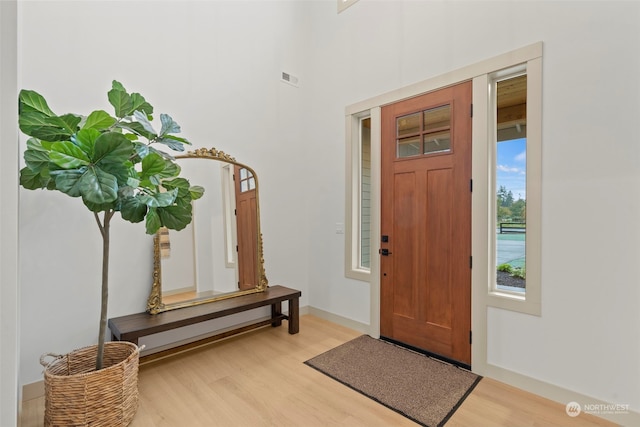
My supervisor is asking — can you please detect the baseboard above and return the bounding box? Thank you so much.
[305,306,369,334]
[480,362,640,426]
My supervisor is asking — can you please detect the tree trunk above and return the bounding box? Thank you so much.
[96,211,112,371]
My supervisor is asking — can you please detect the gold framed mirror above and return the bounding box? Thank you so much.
[147,147,268,314]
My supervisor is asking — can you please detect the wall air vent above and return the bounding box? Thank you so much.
[281,71,299,87]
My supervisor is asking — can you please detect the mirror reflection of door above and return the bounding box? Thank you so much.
[234,166,258,290]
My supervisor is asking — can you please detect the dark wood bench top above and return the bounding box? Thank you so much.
[108,285,301,344]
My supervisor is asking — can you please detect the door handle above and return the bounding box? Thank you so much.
[379,248,392,256]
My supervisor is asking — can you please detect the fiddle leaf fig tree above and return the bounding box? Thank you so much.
[19,81,204,370]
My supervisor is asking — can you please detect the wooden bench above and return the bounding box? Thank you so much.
[108,285,301,348]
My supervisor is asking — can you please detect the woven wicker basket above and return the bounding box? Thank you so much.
[40,341,142,427]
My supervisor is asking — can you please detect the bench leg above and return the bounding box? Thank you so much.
[288,298,299,334]
[271,302,283,327]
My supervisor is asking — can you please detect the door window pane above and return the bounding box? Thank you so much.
[423,105,450,131]
[239,168,255,193]
[397,105,452,158]
[397,113,420,136]
[424,131,451,154]
[397,135,421,158]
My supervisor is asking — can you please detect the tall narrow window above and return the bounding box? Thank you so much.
[360,117,371,269]
[482,50,541,316]
[495,73,527,292]
[345,111,373,281]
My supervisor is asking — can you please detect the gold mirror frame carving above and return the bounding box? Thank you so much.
[147,147,268,314]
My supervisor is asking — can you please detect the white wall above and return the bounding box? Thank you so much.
[15,0,640,423]
[303,0,640,418]
[1,2,20,425]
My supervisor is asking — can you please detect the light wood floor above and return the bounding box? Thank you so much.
[20,315,615,427]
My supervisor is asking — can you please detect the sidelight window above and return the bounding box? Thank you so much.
[346,112,373,280]
[485,58,542,316]
[495,74,527,292]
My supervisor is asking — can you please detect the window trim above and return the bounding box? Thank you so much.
[474,56,542,316]
[345,111,372,281]
[221,163,237,269]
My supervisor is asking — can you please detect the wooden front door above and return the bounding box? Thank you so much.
[380,81,472,366]
[234,166,258,291]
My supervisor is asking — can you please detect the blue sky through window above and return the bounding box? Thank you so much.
[497,137,526,200]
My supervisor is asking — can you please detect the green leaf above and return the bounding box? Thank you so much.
[157,204,192,231]
[50,141,91,169]
[147,145,175,159]
[155,137,188,152]
[159,113,180,136]
[189,185,205,200]
[45,113,81,135]
[120,196,148,223]
[51,169,85,197]
[92,132,133,166]
[162,177,190,198]
[26,137,49,151]
[91,134,134,186]
[140,152,166,179]
[132,142,149,159]
[19,112,71,141]
[130,93,153,115]
[72,128,101,158]
[84,110,116,131]
[19,90,55,116]
[160,161,180,178]
[24,148,50,172]
[126,176,141,188]
[51,165,119,204]
[111,80,126,91]
[133,110,156,135]
[162,134,190,145]
[115,121,155,140]
[78,166,118,204]
[23,138,51,172]
[145,208,161,234]
[154,189,178,207]
[108,84,132,118]
[118,185,135,198]
[20,167,50,190]
[135,193,156,207]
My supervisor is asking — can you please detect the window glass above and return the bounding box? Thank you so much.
[495,74,527,292]
[397,105,452,158]
[238,168,255,193]
[360,117,372,269]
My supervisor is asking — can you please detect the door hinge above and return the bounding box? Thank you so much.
[236,245,239,252]
[470,103,473,118]
[470,179,473,192]
[469,256,473,268]
[469,331,472,344]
